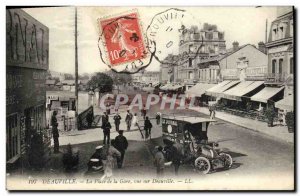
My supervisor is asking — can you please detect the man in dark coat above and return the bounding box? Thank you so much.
[163,140,182,176]
[144,116,152,139]
[102,112,109,126]
[113,112,122,132]
[51,111,59,153]
[114,130,128,168]
[141,105,147,120]
[155,112,161,125]
[101,121,112,145]
[125,110,133,131]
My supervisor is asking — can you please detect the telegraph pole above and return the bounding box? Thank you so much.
[75,7,79,129]
[265,19,268,43]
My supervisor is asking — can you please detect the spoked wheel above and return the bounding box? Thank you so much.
[194,157,211,174]
[219,153,233,169]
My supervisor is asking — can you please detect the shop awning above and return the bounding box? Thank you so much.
[275,94,294,111]
[205,80,231,96]
[222,81,264,101]
[152,82,160,87]
[251,86,284,103]
[168,84,184,91]
[160,84,171,90]
[142,86,154,92]
[206,80,240,97]
[186,83,216,97]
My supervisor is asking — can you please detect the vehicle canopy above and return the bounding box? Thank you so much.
[162,115,216,145]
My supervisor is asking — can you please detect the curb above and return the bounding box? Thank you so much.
[191,108,294,144]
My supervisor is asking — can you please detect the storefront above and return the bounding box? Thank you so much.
[250,86,285,104]
[205,80,240,98]
[185,83,215,106]
[46,91,76,131]
[6,9,49,168]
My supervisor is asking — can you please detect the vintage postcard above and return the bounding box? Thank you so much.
[6,6,295,191]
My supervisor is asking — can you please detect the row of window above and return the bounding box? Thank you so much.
[271,57,293,74]
[271,19,293,41]
[7,114,19,161]
[6,105,46,162]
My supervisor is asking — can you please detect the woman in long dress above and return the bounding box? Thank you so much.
[101,141,121,180]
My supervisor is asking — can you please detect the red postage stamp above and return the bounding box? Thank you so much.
[99,12,146,67]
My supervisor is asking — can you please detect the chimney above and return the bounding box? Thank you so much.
[258,41,266,54]
[232,41,239,51]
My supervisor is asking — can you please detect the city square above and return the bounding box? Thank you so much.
[6,6,294,190]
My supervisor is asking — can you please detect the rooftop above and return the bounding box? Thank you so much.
[162,115,216,124]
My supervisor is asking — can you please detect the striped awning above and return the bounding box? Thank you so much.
[186,83,215,97]
[205,81,231,96]
[222,81,264,101]
[160,84,171,90]
[206,80,240,97]
[251,87,284,103]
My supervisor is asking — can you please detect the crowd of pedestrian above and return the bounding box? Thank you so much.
[51,106,183,178]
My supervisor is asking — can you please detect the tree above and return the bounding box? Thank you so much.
[79,73,90,80]
[285,111,294,133]
[64,73,74,80]
[265,106,276,127]
[105,70,132,85]
[87,72,113,94]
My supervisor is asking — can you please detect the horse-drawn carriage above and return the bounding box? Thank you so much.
[161,115,233,174]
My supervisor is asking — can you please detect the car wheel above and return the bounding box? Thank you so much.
[194,156,211,174]
[219,153,233,169]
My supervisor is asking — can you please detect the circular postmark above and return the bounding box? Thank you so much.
[146,8,203,66]
[98,10,154,74]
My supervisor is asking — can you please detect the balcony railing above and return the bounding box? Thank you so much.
[264,73,286,83]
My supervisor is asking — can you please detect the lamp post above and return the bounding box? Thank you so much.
[74,7,79,130]
[117,77,120,94]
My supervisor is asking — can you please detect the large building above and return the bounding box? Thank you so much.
[187,43,268,103]
[133,70,160,86]
[265,7,294,122]
[6,9,49,168]
[219,44,268,81]
[176,24,226,84]
[265,7,294,93]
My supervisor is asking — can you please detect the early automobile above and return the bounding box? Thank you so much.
[161,115,233,174]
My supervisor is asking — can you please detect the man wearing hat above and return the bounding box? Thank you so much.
[101,121,112,145]
[125,110,133,131]
[163,137,182,176]
[114,130,128,168]
[154,146,165,177]
[113,112,122,132]
[51,111,59,153]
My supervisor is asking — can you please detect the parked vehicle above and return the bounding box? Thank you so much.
[161,115,233,174]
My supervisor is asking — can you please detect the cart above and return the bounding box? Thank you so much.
[161,115,233,174]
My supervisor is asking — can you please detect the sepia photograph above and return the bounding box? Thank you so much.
[5,6,295,191]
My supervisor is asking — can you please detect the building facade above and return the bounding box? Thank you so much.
[266,7,294,123]
[141,71,160,86]
[265,7,294,91]
[177,24,226,84]
[6,9,49,167]
[219,44,268,81]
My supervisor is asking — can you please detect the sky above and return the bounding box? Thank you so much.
[23,6,281,74]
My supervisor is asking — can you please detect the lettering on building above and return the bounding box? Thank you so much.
[6,9,49,70]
